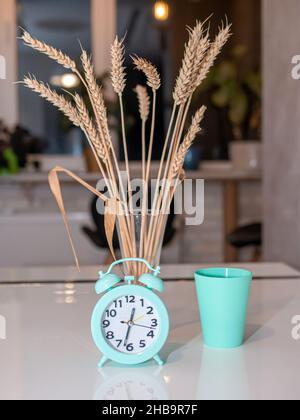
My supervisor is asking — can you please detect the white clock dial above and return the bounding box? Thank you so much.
[101,295,160,354]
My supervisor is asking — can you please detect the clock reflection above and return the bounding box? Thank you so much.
[93,367,168,400]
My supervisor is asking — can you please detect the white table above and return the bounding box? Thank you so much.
[0,265,300,400]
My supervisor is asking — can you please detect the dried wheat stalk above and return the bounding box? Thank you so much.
[196,23,232,88]
[134,84,151,261]
[111,36,126,95]
[134,84,150,177]
[111,36,138,264]
[81,50,111,151]
[80,49,125,205]
[134,85,150,122]
[145,23,231,264]
[132,57,161,267]
[172,106,206,178]
[23,76,81,126]
[173,22,209,105]
[132,56,161,91]
[21,31,76,71]
[22,76,114,202]
[152,21,208,228]
[74,93,106,162]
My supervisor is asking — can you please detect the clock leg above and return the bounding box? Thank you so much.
[98,355,109,368]
[154,354,165,366]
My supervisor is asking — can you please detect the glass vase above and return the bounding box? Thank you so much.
[116,210,167,277]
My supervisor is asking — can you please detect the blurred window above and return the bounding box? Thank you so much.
[18,0,91,155]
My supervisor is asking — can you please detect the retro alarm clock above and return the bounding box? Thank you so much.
[91,258,169,367]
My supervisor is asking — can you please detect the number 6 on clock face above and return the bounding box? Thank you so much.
[91,284,169,367]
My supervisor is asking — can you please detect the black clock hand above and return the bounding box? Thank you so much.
[124,308,136,346]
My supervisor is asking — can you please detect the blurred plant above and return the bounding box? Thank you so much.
[198,44,261,141]
[0,119,45,173]
[10,125,45,168]
[0,120,19,175]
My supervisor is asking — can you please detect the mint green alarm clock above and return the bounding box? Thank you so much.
[91,258,169,368]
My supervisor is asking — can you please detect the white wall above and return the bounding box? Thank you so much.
[91,0,116,76]
[0,0,18,128]
[263,0,300,267]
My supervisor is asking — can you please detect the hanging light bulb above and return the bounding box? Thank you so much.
[154,1,170,22]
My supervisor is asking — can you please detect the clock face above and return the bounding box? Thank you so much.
[101,295,160,355]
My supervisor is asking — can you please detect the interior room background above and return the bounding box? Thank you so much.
[0,0,262,267]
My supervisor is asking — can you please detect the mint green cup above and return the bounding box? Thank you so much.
[194,268,252,348]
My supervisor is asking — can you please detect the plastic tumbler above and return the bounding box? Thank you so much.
[194,267,252,348]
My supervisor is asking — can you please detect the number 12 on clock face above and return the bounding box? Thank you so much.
[102,295,160,355]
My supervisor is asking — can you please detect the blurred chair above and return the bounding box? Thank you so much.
[227,223,262,262]
[82,195,177,264]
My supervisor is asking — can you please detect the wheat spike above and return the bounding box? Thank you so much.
[80,50,111,150]
[134,85,150,122]
[74,94,106,162]
[172,106,206,177]
[111,36,126,95]
[173,22,209,105]
[132,56,161,91]
[21,31,76,71]
[23,76,81,127]
[196,23,232,88]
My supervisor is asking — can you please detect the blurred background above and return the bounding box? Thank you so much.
[0,0,268,268]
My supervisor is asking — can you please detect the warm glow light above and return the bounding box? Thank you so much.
[61,73,80,88]
[50,73,80,88]
[154,1,169,21]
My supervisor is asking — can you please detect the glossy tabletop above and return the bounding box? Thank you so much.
[0,262,298,283]
[0,275,300,400]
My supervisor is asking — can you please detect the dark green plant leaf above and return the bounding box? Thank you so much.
[214,61,237,84]
[244,72,261,98]
[229,89,248,125]
[231,44,248,60]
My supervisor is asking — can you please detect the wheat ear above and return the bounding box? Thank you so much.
[172,106,206,177]
[74,94,107,162]
[196,23,232,88]
[23,76,80,126]
[132,56,161,91]
[80,50,111,150]
[134,85,150,122]
[21,31,76,71]
[111,36,126,95]
[110,34,131,195]
[173,21,209,105]
[23,76,110,191]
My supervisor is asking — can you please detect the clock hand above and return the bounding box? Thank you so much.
[124,308,136,346]
[132,323,156,330]
[130,308,136,322]
[120,321,155,330]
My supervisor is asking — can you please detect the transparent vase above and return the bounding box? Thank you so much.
[116,210,167,277]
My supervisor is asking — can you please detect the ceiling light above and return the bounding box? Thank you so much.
[154,1,170,22]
